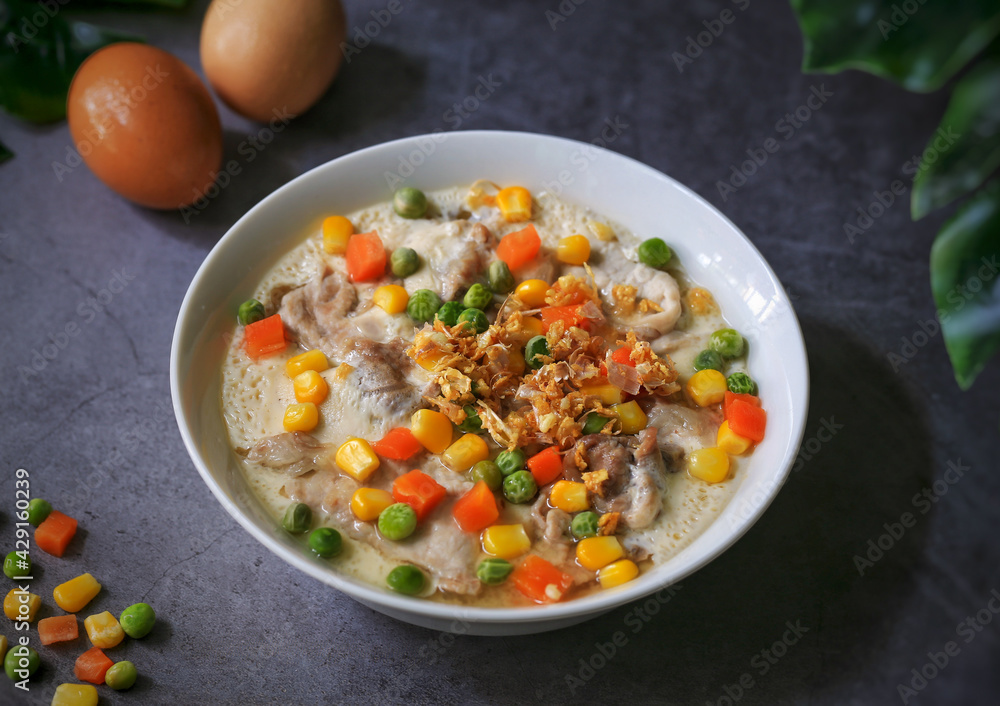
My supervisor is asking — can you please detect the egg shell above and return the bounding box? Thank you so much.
[67,42,223,210]
[200,0,346,122]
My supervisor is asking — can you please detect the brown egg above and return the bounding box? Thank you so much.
[67,43,223,210]
[200,0,346,122]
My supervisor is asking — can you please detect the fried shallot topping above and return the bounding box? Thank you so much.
[598,512,621,536]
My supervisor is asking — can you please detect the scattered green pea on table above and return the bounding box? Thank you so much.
[26,499,52,527]
[119,602,156,639]
[3,551,29,580]
[4,645,39,680]
[105,660,138,690]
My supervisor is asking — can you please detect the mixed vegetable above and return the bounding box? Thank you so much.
[234,182,768,605]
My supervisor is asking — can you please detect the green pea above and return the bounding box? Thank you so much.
[502,470,538,504]
[3,551,29,580]
[308,527,343,558]
[378,503,417,541]
[26,499,52,527]
[282,502,312,534]
[726,372,756,395]
[582,414,611,435]
[693,349,723,372]
[238,298,266,326]
[386,564,425,594]
[105,660,138,690]
[470,460,502,491]
[457,308,488,334]
[488,260,514,294]
[458,405,482,434]
[477,558,513,585]
[525,335,550,369]
[4,645,39,680]
[709,328,745,359]
[463,283,493,310]
[407,289,442,323]
[637,238,673,269]
[119,603,156,639]
[390,247,420,277]
[495,449,526,477]
[393,187,428,219]
[571,511,600,539]
[435,300,466,327]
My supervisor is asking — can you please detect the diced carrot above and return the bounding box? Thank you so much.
[244,314,287,359]
[74,647,113,685]
[496,224,541,271]
[345,231,387,282]
[611,347,635,367]
[723,391,761,419]
[38,614,79,646]
[510,555,574,603]
[527,446,563,486]
[392,470,447,521]
[539,305,586,332]
[452,481,499,533]
[35,510,78,558]
[727,398,766,442]
[371,428,423,460]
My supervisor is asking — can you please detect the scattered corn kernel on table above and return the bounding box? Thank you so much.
[1,0,998,704]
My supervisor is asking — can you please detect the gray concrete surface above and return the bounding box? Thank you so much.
[2,0,999,704]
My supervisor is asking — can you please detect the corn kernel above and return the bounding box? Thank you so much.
[550,480,589,513]
[496,186,532,222]
[293,370,329,405]
[83,611,124,649]
[283,402,319,432]
[4,588,40,622]
[717,420,753,455]
[351,488,395,522]
[373,284,409,314]
[515,279,550,308]
[598,559,639,588]
[588,220,616,242]
[507,349,526,375]
[441,433,489,472]
[521,316,544,338]
[335,438,380,482]
[556,234,591,265]
[333,362,353,382]
[322,215,354,254]
[688,447,731,483]
[481,524,531,559]
[285,349,329,378]
[580,382,623,406]
[51,683,99,706]
[576,536,625,571]
[410,409,453,454]
[53,573,101,613]
[611,400,647,434]
[686,369,727,407]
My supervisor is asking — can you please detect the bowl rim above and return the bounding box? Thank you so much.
[170,129,809,625]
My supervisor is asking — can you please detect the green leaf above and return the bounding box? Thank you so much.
[912,59,1000,219]
[789,0,1000,92]
[931,178,1000,389]
[0,0,141,123]
[0,137,11,163]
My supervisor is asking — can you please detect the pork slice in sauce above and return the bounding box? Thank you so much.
[403,221,495,302]
[278,267,358,355]
[565,427,667,530]
[341,338,424,419]
[528,497,592,584]
[285,469,482,595]
[583,258,682,339]
[246,433,337,477]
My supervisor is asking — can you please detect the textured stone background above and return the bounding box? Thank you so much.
[1,0,999,704]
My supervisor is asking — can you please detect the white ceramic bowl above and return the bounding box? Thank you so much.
[171,131,809,635]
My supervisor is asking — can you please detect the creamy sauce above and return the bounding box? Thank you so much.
[220,186,744,604]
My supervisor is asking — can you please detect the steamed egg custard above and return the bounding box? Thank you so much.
[220,182,768,605]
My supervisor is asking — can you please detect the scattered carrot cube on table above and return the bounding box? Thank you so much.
[74,647,113,685]
[38,614,79,645]
[35,510,78,557]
